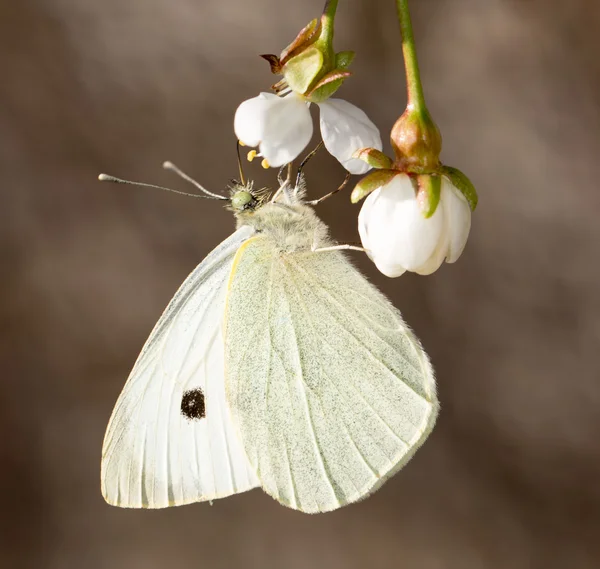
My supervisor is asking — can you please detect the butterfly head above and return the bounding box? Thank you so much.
[230,188,258,212]
[228,182,271,215]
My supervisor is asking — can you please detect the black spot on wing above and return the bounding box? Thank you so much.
[181,388,205,420]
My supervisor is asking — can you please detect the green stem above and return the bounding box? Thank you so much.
[319,0,338,47]
[396,0,427,111]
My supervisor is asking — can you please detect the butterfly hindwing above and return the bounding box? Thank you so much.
[224,236,438,513]
[102,226,259,508]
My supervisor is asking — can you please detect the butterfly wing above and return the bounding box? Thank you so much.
[102,226,259,508]
[224,237,438,513]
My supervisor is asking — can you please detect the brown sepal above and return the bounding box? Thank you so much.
[260,54,282,75]
[305,69,352,97]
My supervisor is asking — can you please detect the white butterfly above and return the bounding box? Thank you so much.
[101,166,438,514]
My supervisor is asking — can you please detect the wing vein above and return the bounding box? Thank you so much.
[284,260,399,472]
[292,257,425,376]
[290,257,428,404]
[282,262,341,507]
[102,227,258,508]
[283,436,299,510]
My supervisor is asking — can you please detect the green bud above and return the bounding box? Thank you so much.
[441,165,478,211]
[390,108,442,174]
[351,170,399,203]
[335,50,355,70]
[352,147,394,170]
[414,174,441,218]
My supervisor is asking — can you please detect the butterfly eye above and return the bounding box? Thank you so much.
[181,388,206,420]
[231,190,257,211]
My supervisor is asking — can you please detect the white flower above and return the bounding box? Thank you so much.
[358,173,471,278]
[234,92,382,173]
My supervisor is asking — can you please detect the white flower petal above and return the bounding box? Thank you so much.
[359,174,473,278]
[359,187,406,277]
[358,188,406,278]
[359,175,444,276]
[234,92,274,147]
[442,177,471,263]
[415,211,448,275]
[318,99,382,174]
[369,257,408,279]
[233,93,313,167]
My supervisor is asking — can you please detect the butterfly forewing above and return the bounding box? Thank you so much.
[102,226,259,508]
[224,237,438,513]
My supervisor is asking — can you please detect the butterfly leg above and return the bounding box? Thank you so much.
[295,141,324,189]
[306,172,351,206]
[311,244,366,254]
[271,163,294,203]
[236,141,248,185]
[277,163,293,187]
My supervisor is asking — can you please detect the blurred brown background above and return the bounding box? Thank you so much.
[2,0,600,567]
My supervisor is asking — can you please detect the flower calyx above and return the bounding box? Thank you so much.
[351,169,441,219]
[440,165,478,211]
[351,148,478,218]
[259,18,322,75]
[390,107,442,174]
[351,168,398,204]
[260,1,355,103]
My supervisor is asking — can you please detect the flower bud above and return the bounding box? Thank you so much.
[358,173,471,277]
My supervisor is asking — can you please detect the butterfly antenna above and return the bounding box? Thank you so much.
[295,141,324,188]
[236,141,247,186]
[162,161,228,200]
[98,174,227,201]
